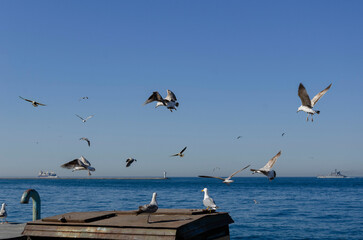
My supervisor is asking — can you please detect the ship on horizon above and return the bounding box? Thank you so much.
[38,170,58,178]
[317,169,348,178]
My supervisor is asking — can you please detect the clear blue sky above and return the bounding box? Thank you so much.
[0,0,362,177]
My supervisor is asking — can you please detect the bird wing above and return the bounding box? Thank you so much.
[85,115,94,120]
[165,90,177,101]
[198,175,225,181]
[298,83,312,107]
[261,151,281,171]
[144,91,163,105]
[203,197,216,208]
[75,114,84,120]
[86,139,90,147]
[170,154,179,157]
[79,156,91,167]
[180,147,187,154]
[36,102,46,106]
[19,96,33,103]
[61,159,80,169]
[228,164,251,179]
[311,83,332,107]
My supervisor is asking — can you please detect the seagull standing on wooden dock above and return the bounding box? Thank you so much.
[170,147,187,157]
[0,203,7,224]
[250,151,281,181]
[201,188,218,211]
[198,165,250,185]
[61,156,95,176]
[19,96,46,107]
[136,192,158,223]
[297,83,332,122]
[144,89,179,112]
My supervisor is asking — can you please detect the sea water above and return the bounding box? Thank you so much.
[0,177,362,239]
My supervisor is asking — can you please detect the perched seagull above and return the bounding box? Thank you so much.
[170,147,187,157]
[250,151,282,181]
[126,158,137,167]
[201,188,218,211]
[0,203,7,224]
[144,89,179,112]
[79,137,90,147]
[297,83,332,122]
[61,156,95,176]
[75,114,94,123]
[136,192,158,223]
[19,96,46,107]
[199,165,250,185]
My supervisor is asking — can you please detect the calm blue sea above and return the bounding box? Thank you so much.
[0,177,362,239]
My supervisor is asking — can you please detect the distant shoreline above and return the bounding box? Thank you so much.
[0,177,169,180]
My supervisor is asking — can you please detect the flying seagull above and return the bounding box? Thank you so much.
[250,151,282,181]
[144,89,179,112]
[79,96,89,101]
[126,158,137,167]
[170,147,187,157]
[282,133,285,137]
[79,137,90,147]
[201,188,218,211]
[0,203,7,224]
[297,83,332,122]
[237,136,242,139]
[75,114,94,123]
[199,165,250,185]
[136,192,158,223]
[61,156,95,176]
[19,96,46,107]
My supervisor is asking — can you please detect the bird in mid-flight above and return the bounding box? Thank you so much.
[75,114,94,123]
[297,83,332,122]
[79,137,90,147]
[61,156,95,176]
[250,151,281,181]
[199,164,250,185]
[126,158,137,167]
[19,96,46,107]
[144,89,179,112]
[170,147,187,157]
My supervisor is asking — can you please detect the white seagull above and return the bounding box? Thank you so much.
[126,158,137,167]
[0,203,7,224]
[144,89,179,112]
[79,137,90,147]
[250,151,281,181]
[198,165,250,185]
[61,156,95,176]
[201,188,218,211]
[19,96,46,107]
[297,83,332,122]
[170,147,187,157]
[75,114,94,123]
[136,192,158,223]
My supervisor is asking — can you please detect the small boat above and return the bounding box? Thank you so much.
[317,169,348,178]
[38,170,58,178]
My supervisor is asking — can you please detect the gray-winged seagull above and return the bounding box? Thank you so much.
[0,203,7,224]
[144,89,179,112]
[79,137,90,147]
[199,164,250,185]
[170,147,187,157]
[201,188,218,211]
[136,192,158,223]
[19,96,46,107]
[75,114,94,123]
[250,151,281,181]
[61,156,95,176]
[297,83,332,122]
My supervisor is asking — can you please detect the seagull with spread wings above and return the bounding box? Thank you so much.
[170,147,187,157]
[61,156,95,176]
[297,83,332,122]
[75,114,94,123]
[19,96,46,107]
[144,89,179,112]
[250,151,281,181]
[126,158,137,167]
[79,137,90,147]
[199,165,250,185]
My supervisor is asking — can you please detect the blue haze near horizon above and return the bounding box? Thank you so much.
[0,1,363,177]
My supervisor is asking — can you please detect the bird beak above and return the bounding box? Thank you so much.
[201,189,204,192]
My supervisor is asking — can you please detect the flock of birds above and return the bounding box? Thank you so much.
[0,84,332,223]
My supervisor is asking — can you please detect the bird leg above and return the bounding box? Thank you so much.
[306,114,309,122]
[147,214,152,223]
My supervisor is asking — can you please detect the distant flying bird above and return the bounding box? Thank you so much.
[170,147,187,157]
[61,156,95,176]
[201,188,218,211]
[144,89,179,112]
[250,151,282,181]
[0,203,7,224]
[79,96,89,101]
[19,96,46,107]
[297,83,332,122]
[237,136,242,139]
[199,165,250,185]
[126,158,137,167]
[136,192,158,223]
[212,167,220,172]
[282,133,285,137]
[75,114,94,123]
[79,137,90,147]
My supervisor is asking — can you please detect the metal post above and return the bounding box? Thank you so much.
[20,189,41,221]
